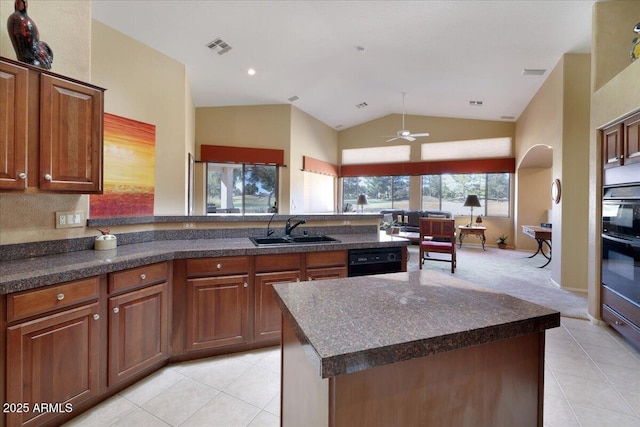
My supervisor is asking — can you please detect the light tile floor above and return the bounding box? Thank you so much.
[64,317,640,427]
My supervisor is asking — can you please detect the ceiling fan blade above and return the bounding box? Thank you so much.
[409,133,430,137]
[386,137,400,142]
[403,136,416,142]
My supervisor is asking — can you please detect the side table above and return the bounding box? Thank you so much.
[458,226,487,250]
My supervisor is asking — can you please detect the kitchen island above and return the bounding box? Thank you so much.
[273,270,560,427]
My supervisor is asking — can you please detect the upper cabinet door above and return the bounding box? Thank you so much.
[624,112,640,166]
[602,123,623,169]
[39,74,103,192]
[0,60,28,190]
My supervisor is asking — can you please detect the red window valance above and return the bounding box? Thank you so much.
[200,144,285,166]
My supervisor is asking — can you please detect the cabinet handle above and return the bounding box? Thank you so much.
[44,173,52,181]
[113,307,120,314]
[216,263,222,269]
[615,320,623,326]
[93,314,100,320]
[57,293,65,301]
[243,282,248,288]
[296,278,300,282]
[140,273,146,280]
[18,172,27,180]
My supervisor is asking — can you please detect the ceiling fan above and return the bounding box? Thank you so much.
[384,92,430,142]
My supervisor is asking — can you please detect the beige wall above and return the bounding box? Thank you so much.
[290,106,339,213]
[92,20,193,216]
[514,54,591,292]
[588,1,640,317]
[0,0,92,245]
[195,105,292,213]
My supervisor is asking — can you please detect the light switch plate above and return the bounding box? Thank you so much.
[55,211,84,229]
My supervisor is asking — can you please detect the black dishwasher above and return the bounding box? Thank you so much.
[348,247,403,277]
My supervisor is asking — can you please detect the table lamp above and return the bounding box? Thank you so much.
[463,195,481,227]
[356,194,369,213]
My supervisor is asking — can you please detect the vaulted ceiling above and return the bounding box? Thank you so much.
[92,0,596,130]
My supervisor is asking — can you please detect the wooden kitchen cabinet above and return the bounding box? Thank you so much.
[6,288,101,427]
[624,112,640,166]
[108,282,169,387]
[107,262,170,386]
[602,122,624,169]
[305,250,347,281]
[602,110,640,169]
[254,254,302,343]
[0,57,105,193]
[184,257,251,351]
[185,274,250,350]
[0,60,28,190]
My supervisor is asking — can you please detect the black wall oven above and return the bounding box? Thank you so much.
[601,184,640,346]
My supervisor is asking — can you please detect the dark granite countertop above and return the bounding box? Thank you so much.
[272,270,560,378]
[0,233,408,294]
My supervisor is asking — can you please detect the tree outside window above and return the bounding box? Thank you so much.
[206,163,278,214]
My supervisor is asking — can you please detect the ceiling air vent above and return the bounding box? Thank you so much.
[288,95,299,102]
[355,102,368,109]
[206,38,232,55]
[501,116,516,120]
[522,69,546,76]
[469,100,483,106]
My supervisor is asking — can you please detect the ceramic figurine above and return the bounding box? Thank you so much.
[7,0,53,70]
[632,22,640,63]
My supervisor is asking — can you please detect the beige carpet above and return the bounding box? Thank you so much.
[407,245,589,319]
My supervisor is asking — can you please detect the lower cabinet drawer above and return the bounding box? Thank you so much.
[7,277,100,323]
[602,305,640,349]
[109,261,169,293]
[187,256,249,277]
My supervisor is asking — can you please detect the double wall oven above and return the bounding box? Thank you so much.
[601,184,640,346]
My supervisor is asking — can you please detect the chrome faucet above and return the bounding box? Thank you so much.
[285,216,306,237]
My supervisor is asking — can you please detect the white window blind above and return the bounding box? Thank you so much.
[342,145,410,165]
[421,137,512,161]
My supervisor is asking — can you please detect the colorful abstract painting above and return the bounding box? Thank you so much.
[90,113,156,218]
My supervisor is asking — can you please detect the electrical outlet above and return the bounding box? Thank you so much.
[55,211,84,229]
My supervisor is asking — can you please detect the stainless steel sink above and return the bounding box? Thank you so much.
[250,235,340,246]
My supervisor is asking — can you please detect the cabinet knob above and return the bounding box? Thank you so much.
[93,314,100,320]
[57,293,65,301]
[217,263,222,269]
[44,173,52,181]
[308,276,312,281]
[243,282,248,288]
[18,172,27,180]
[140,273,147,280]
[296,278,300,282]
[615,320,623,326]
[113,307,120,314]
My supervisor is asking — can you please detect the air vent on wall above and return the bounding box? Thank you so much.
[522,69,546,76]
[206,38,232,55]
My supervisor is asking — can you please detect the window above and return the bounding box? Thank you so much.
[206,163,278,214]
[342,176,409,212]
[421,173,510,217]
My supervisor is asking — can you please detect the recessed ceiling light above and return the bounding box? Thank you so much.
[522,69,546,76]
[469,100,483,106]
[247,68,256,76]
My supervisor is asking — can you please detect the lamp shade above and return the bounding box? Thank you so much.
[356,194,369,205]
[463,195,481,207]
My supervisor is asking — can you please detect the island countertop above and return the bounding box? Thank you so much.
[273,270,560,378]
